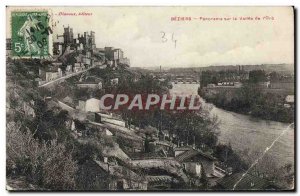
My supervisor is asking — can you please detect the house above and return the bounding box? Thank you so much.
[86,113,127,129]
[147,140,176,156]
[174,146,225,184]
[77,76,103,89]
[45,71,59,81]
[110,78,119,86]
[52,62,63,76]
[39,64,60,83]
[233,82,243,87]
[77,98,101,113]
[159,130,170,141]
[95,113,126,127]
[77,81,102,89]
[284,95,294,108]
[146,175,180,190]
[58,100,76,113]
[285,95,294,103]
[39,63,63,83]
[93,160,148,190]
[82,56,91,66]
[71,111,88,122]
[65,64,73,73]
[215,172,279,190]
[74,63,84,72]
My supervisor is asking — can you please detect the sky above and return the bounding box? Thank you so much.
[7,6,294,67]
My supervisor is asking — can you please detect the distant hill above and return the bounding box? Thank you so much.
[170,64,294,73]
[137,64,294,74]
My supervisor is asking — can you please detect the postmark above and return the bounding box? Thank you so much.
[11,11,51,58]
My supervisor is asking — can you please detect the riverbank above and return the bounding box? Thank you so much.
[199,84,294,124]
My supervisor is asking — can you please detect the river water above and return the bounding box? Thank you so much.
[170,83,294,167]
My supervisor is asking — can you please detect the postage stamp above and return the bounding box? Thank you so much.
[11,11,51,58]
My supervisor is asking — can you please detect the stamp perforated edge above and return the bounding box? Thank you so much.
[7,6,53,59]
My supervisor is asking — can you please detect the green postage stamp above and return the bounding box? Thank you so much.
[11,11,51,58]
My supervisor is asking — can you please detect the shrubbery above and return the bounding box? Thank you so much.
[7,121,77,190]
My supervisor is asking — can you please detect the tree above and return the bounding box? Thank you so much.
[249,70,266,83]
[269,71,280,82]
[7,121,78,190]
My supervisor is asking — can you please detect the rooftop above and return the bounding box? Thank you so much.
[94,160,145,182]
[216,172,273,190]
[175,147,216,162]
[146,175,179,184]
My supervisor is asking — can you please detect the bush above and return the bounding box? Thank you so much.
[7,121,78,190]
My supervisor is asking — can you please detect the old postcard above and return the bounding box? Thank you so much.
[6,6,295,191]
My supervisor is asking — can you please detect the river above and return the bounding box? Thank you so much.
[170,83,294,167]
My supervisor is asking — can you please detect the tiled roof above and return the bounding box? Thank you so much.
[155,141,176,148]
[175,147,216,162]
[174,147,192,151]
[216,173,271,190]
[146,175,179,183]
[175,149,198,162]
[94,160,145,182]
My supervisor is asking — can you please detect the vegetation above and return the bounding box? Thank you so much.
[200,82,294,123]
[6,60,79,190]
[199,69,294,123]
[7,121,77,190]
